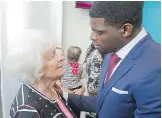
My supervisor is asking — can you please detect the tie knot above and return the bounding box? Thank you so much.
[111,53,120,64]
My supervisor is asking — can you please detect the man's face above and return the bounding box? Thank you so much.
[90,18,123,54]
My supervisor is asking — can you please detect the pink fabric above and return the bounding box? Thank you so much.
[104,53,120,84]
[68,61,79,75]
[57,98,74,118]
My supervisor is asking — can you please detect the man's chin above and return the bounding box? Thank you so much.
[95,47,105,54]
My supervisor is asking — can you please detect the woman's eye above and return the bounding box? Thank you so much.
[52,51,56,58]
[51,55,55,58]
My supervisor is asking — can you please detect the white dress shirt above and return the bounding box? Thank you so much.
[108,28,147,80]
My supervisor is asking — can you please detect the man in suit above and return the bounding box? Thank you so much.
[66,1,161,118]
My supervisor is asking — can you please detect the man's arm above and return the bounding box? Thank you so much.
[133,69,161,118]
[68,94,97,117]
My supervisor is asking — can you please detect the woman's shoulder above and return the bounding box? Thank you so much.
[10,103,40,118]
[9,84,40,115]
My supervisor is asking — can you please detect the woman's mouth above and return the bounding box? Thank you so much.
[58,66,63,69]
[58,65,64,69]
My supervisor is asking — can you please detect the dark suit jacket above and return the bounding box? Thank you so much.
[68,34,161,118]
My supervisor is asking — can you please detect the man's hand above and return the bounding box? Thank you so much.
[61,87,75,94]
[73,86,85,95]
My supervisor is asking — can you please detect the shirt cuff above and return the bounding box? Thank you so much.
[63,92,68,101]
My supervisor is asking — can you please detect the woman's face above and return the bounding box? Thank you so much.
[42,47,65,80]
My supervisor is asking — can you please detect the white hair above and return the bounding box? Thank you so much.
[5,29,56,84]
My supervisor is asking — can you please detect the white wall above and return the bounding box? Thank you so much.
[0,2,4,118]
[62,1,92,63]
[27,1,63,47]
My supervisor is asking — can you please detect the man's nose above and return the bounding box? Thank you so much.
[90,31,97,41]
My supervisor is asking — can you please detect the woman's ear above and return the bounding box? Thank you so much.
[120,23,133,38]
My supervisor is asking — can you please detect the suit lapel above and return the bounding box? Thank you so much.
[97,54,134,112]
[97,34,151,113]
[98,54,111,92]
[97,54,110,111]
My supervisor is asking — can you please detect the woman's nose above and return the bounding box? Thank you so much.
[58,55,65,62]
[61,55,65,61]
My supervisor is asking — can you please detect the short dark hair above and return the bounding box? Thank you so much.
[89,1,144,28]
[67,46,82,62]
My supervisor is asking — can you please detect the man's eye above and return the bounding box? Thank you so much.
[97,31,103,35]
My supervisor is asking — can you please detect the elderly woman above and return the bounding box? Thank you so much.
[6,29,77,118]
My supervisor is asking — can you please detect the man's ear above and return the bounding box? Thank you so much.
[119,23,133,38]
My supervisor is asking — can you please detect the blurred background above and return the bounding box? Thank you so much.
[0,1,161,118]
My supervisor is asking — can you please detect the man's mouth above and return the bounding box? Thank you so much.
[94,45,100,49]
[93,42,100,48]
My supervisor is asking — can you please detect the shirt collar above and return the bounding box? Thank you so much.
[116,28,147,60]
